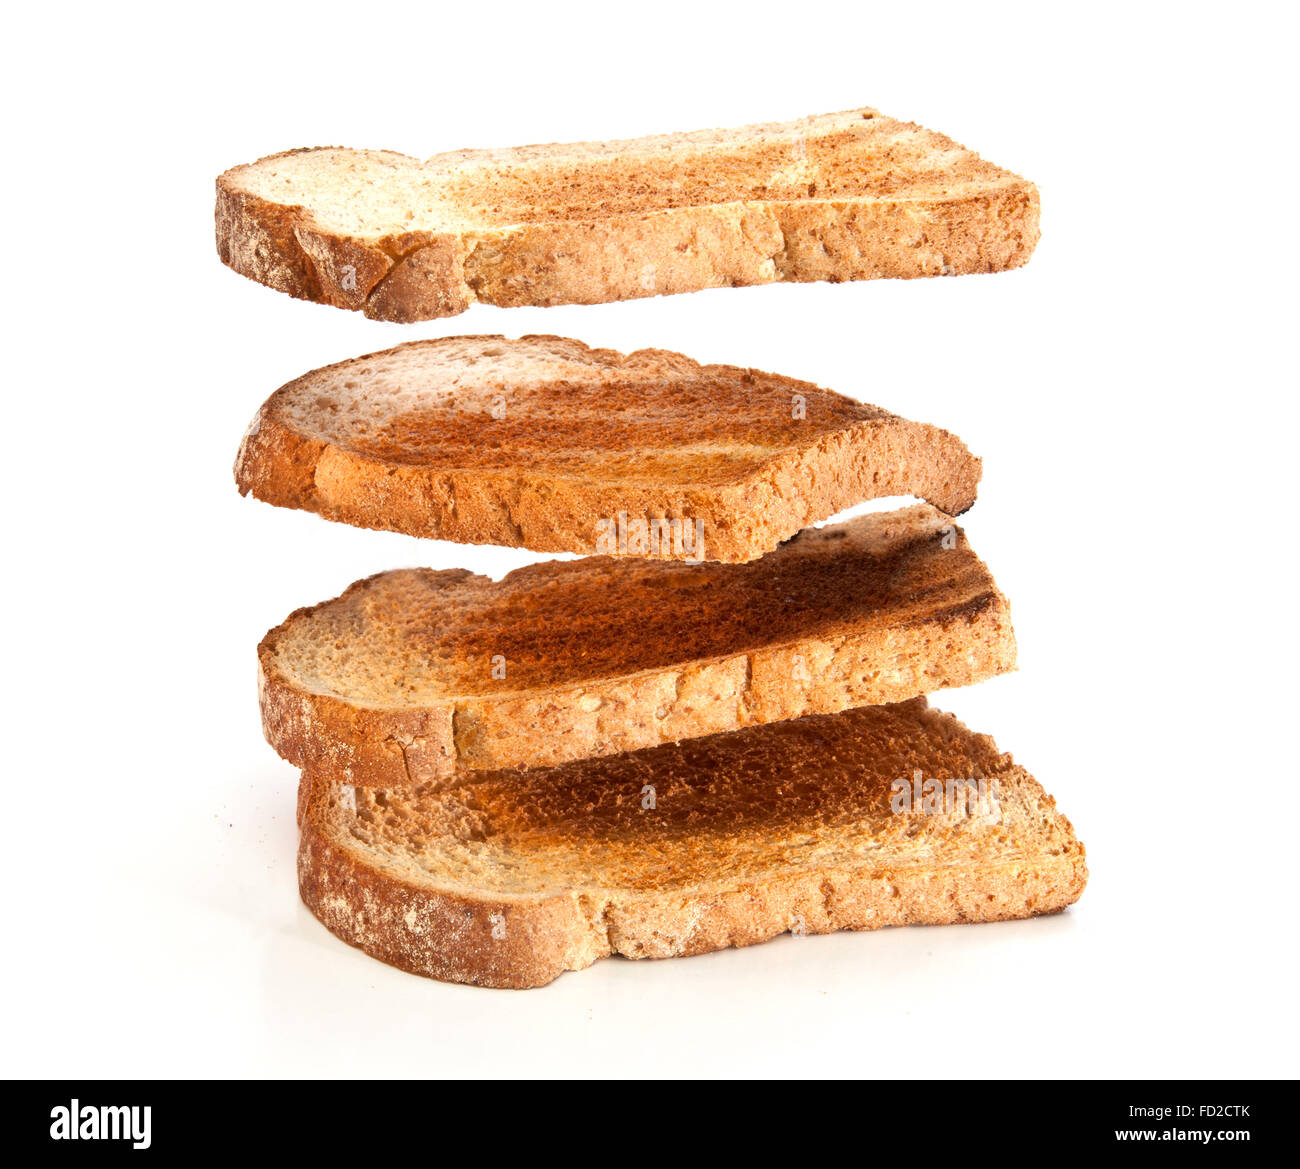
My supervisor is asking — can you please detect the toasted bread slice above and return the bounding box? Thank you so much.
[216,108,1039,321]
[298,698,1085,988]
[260,505,1015,785]
[234,335,980,563]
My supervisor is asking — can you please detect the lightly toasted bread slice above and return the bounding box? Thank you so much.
[298,698,1086,988]
[259,505,1015,786]
[234,335,981,563]
[216,107,1039,321]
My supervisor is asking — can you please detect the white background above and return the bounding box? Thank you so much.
[3,2,1296,1078]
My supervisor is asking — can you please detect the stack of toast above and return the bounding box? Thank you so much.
[219,109,1085,988]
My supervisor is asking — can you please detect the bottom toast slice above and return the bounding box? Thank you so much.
[298,698,1086,988]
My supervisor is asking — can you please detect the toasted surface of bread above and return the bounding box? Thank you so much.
[260,505,1015,784]
[298,698,1085,988]
[235,335,981,562]
[216,108,1039,321]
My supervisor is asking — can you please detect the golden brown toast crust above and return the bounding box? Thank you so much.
[234,335,982,563]
[259,505,1016,785]
[298,700,1086,988]
[215,109,1039,321]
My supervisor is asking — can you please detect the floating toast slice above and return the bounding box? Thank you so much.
[260,505,1015,785]
[234,335,981,563]
[298,698,1085,988]
[217,107,1039,321]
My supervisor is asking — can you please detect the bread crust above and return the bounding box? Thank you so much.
[215,110,1039,321]
[299,821,1085,989]
[297,701,1087,988]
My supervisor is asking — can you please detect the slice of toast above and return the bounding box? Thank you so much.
[234,335,981,563]
[298,698,1085,988]
[260,505,1015,785]
[216,108,1039,321]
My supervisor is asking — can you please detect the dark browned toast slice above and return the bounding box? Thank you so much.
[235,335,981,563]
[298,698,1085,988]
[260,505,1015,785]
